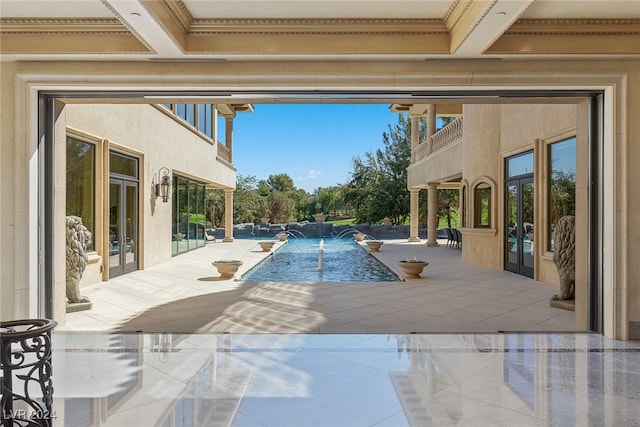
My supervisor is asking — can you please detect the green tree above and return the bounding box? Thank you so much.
[437,189,460,228]
[344,113,420,224]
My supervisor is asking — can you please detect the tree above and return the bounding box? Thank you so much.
[344,113,420,224]
[266,173,295,192]
[436,189,460,228]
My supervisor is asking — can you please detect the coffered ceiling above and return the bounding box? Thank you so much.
[1,0,639,61]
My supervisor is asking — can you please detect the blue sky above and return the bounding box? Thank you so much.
[229,104,399,193]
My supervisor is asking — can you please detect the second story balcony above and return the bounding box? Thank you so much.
[408,116,463,188]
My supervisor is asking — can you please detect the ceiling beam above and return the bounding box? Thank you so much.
[102,0,184,57]
[446,0,534,56]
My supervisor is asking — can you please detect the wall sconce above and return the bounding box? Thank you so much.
[155,167,171,203]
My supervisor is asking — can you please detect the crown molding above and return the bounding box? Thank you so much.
[508,19,640,35]
[157,0,193,33]
[0,18,127,34]
[189,18,448,35]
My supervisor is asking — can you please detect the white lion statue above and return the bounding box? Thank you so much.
[66,215,92,303]
[551,215,576,301]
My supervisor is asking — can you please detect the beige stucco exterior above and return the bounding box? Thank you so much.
[0,58,638,340]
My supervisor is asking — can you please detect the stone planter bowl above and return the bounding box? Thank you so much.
[258,241,276,252]
[397,260,429,278]
[365,241,383,252]
[354,233,365,242]
[276,232,288,241]
[212,260,243,279]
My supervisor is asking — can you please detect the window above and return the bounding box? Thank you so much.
[185,104,196,126]
[198,104,212,138]
[110,151,138,178]
[474,183,491,228]
[66,137,95,251]
[159,103,214,140]
[548,136,576,251]
[175,104,186,120]
[506,151,534,178]
[461,185,467,227]
[172,175,206,256]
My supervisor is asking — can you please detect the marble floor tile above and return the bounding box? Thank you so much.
[36,332,640,427]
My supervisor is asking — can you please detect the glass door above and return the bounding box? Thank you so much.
[109,178,138,277]
[505,177,534,278]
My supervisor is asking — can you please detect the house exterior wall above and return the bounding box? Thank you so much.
[460,105,502,269]
[64,103,236,271]
[0,59,637,339]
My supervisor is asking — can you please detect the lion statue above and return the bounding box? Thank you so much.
[66,215,92,304]
[551,215,576,301]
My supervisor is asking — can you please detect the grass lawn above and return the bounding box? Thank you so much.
[326,218,356,225]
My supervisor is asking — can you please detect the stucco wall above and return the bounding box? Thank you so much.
[64,103,236,270]
[0,62,17,320]
[460,105,501,269]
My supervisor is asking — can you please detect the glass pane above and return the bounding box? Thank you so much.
[188,180,195,251]
[522,181,535,269]
[185,104,196,126]
[507,151,534,177]
[109,183,121,269]
[125,185,137,266]
[176,104,186,120]
[176,177,188,254]
[66,137,95,251]
[461,186,466,227]
[198,104,212,138]
[110,152,137,178]
[172,176,178,256]
[506,184,518,266]
[474,184,491,228]
[197,183,205,247]
[548,137,576,251]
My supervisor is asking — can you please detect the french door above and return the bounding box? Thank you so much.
[505,176,534,278]
[109,178,138,277]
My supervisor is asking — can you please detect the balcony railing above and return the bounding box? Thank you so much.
[432,116,463,152]
[412,117,463,162]
[217,142,231,163]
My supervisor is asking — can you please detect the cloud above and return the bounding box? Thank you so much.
[306,169,322,179]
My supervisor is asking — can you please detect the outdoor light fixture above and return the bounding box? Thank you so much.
[155,167,171,203]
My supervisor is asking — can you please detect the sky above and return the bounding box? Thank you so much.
[228,104,399,193]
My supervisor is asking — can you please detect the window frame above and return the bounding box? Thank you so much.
[65,133,97,252]
[547,135,577,252]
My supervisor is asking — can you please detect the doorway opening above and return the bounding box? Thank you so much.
[39,90,603,334]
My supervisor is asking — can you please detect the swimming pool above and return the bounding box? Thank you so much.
[241,238,401,282]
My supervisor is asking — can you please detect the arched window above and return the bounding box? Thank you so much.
[460,184,467,227]
[474,182,492,228]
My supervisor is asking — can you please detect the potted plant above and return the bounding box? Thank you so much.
[212,259,243,279]
[397,257,429,278]
[365,240,383,252]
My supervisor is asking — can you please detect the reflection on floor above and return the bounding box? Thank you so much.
[52,332,640,427]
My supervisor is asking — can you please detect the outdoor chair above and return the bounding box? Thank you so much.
[445,228,454,248]
[452,228,462,249]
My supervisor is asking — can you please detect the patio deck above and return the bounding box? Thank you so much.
[60,238,579,334]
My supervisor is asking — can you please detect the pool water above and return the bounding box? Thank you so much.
[241,238,401,282]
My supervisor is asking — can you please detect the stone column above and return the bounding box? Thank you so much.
[426,104,436,155]
[408,189,421,242]
[225,116,234,163]
[426,183,440,247]
[410,115,419,163]
[223,189,234,242]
